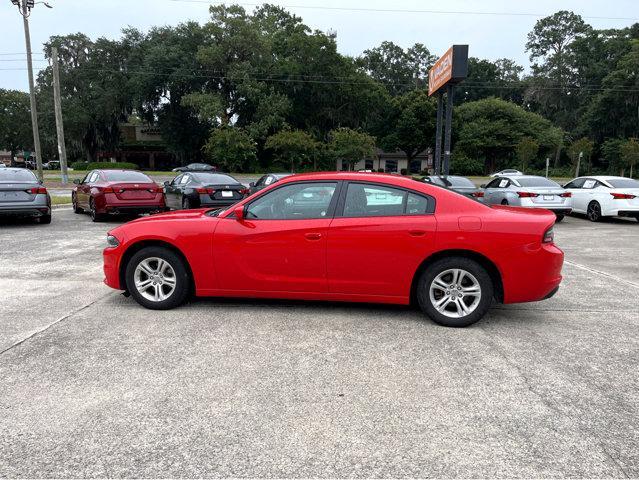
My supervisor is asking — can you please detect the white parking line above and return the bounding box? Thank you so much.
[565,259,639,289]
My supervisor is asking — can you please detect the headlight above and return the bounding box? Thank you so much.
[106,234,120,247]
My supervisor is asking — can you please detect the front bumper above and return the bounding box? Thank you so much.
[103,245,123,290]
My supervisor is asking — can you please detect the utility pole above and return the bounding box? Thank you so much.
[11,0,52,183]
[576,151,583,178]
[51,46,68,184]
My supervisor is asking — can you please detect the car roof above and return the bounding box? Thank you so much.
[276,171,430,188]
[576,175,628,181]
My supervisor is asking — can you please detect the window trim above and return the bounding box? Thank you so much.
[335,181,436,218]
[236,180,343,221]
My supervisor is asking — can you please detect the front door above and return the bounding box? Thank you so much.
[213,181,339,293]
[326,182,437,298]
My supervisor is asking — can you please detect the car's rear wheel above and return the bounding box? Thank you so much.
[89,198,104,222]
[182,196,194,210]
[125,247,190,310]
[501,199,509,205]
[587,201,602,222]
[555,214,564,222]
[72,193,83,214]
[39,213,52,224]
[416,257,494,328]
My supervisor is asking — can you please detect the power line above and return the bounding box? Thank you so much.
[1,66,638,93]
[163,0,639,22]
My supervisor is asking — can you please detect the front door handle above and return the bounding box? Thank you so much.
[409,230,427,237]
[305,232,322,241]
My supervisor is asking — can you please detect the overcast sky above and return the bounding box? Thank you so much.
[2,0,638,92]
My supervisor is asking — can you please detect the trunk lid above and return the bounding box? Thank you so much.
[0,182,38,203]
[109,182,160,201]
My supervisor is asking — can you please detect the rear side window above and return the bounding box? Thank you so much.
[343,183,433,217]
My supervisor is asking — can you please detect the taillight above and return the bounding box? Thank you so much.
[149,186,163,193]
[196,187,215,194]
[559,192,572,198]
[611,193,636,200]
[543,226,554,244]
[100,186,114,193]
[471,191,484,198]
[27,187,47,194]
[240,188,250,196]
[517,192,539,198]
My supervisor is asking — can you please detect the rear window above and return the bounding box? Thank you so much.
[428,176,475,188]
[607,178,639,188]
[102,171,152,182]
[0,169,37,182]
[515,177,560,188]
[192,173,240,184]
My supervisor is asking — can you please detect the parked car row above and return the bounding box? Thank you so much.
[416,174,639,223]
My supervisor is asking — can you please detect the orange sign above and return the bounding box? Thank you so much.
[428,47,454,96]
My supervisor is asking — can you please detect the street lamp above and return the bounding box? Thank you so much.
[10,0,53,182]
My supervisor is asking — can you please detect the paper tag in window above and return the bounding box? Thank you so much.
[499,179,509,188]
[583,180,596,188]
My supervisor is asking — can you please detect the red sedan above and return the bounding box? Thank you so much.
[73,169,166,221]
[103,172,564,327]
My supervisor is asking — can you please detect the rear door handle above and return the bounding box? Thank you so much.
[305,232,322,241]
[409,230,427,237]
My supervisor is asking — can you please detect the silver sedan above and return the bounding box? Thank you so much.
[481,175,572,221]
[0,168,51,224]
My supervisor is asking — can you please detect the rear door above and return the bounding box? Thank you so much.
[326,182,437,299]
[213,181,340,293]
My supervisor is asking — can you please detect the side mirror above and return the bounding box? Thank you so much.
[163,181,170,187]
[480,184,486,189]
[233,205,245,221]
[73,178,81,185]
[249,182,255,187]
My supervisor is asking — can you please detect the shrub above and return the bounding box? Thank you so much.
[70,162,89,170]
[451,153,484,176]
[84,162,139,170]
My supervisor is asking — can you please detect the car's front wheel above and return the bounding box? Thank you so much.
[416,257,494,327]
[72,193,83,214]
[125,246,191,310]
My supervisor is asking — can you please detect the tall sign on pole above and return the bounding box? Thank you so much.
[428,45,468,176]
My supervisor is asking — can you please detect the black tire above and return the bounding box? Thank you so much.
[587,201,602,222]
[125,246,191,310]
[89,198,104,222]
[39,213,52,224]
[182,195,197,210]
[501,199,509,205]
[72,193,83,214]
[555,214,564,223]
[416,257,494,328]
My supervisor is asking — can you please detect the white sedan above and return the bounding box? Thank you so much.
[489,169,523,177]
[563,176,639,222]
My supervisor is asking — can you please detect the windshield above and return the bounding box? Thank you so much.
[0,169,37,182]
[102,171,152,182]
[193,173,239,184]
[515,177,561,188]
[188,163,212,169]
[607,178,639,188]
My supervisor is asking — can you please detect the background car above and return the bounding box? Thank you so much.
[419,175,484,200]
[104,172,563,328]
[171,163,216,173]
[43,160,60,170]
[248,173,293,195]
[489,169,523,177]
[72,169,165,222]
[482,175,572,221]
[164,171,248,210]
[563,176,639,222]
[0,167,51,223]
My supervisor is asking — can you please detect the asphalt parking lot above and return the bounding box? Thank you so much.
[1,209,638,477]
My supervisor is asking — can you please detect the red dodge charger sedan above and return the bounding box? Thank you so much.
[103,172,564,327]
[73,169,166,221]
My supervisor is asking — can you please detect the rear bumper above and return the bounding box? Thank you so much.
[104,205,167,215]
[616,209,639,217]
[199,198,243,207]
[547,208,572,215]
[0,205,50,217]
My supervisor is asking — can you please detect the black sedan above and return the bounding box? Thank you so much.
[419,175,484,200]
[171,163,216,173]
[248,173,293,195]
[164,172,249,210]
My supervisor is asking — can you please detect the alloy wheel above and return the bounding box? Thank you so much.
[134,257,177,302]
[428,268,482,319]
[587,202,601,222]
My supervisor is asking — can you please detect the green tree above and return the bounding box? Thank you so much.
[265,129,319,172]
[377,90,436,164]
[516,137,539,172]
[454,97,563,173]
[460,58,526,104]
[620,138,639,177]
[329,128,376,171]
[0,89,32,157]
[204,127,256,172]
[600,138,624,174]
[567,137,594,175]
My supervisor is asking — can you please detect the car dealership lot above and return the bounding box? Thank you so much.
[1,210,638,477]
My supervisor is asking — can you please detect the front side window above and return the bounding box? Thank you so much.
[246,182,337,220]
[485,178,502,189]
[564,178,586,189]
[343,183,433,217]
